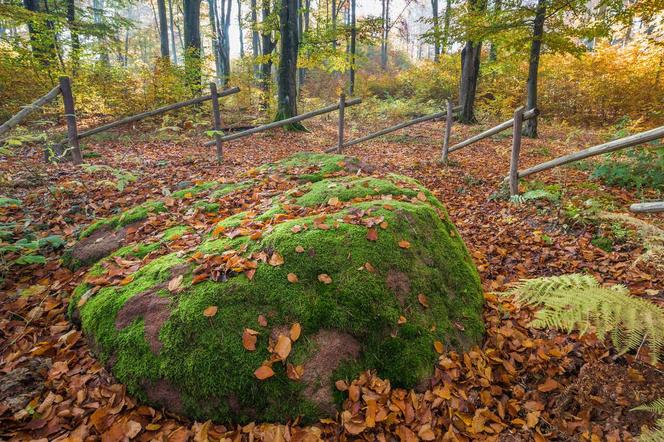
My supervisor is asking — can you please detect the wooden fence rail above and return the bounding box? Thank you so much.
[325,105,462,153]
[630,202,664,213]
[448,108,539,153]
[77,86,240,141]
[205,96,362,145]
[0,85,62,138]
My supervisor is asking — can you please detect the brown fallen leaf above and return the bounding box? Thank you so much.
[537,378,560,392]
[286,363,304,380]
[417,192,427,201]
[290,323,301,341]
[318,274,332,284]
[434,340,444,353]
[254,365,275,380]
[269,252,284,266]
[258,314,268,327]
[328,196,340,206]
[398,316,407,324]
[242,329,257,351]
[274,335,292,360]
[287,273,298,283]
[203,306,218,317]
[364,262,375,272]
[418,293,429,308]
[291,225,302,233]
[366,228,378,241]
[295,245,305,253]
[398,240,411,249]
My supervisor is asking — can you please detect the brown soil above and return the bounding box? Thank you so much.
[143,378,184,415]
[114,289,173,354]
[301,330,362,413]
[68,222,142,268]
[386,268,411,305]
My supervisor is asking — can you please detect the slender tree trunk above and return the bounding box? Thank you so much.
[441,0,451,53]
[299,0,310,86]
[459,40,481,123]
[66,0,80,73]
[349,0,356,94]
[168,0,178,63]
[380,0,390,70]
[237,0,244,58]
[251,0,260,77]
[260,0,274,95]
[431,0,439,61]
[209,0,222,81]
[183,0,202,91]
[488,0,501,61]
[275,0,303,128]
[522,0,546,138]
[331,0,337,51]
[157,0,170,58]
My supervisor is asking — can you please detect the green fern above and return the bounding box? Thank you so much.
[632,399,664,441]
[506,274,664,364]
[510,189,560,205]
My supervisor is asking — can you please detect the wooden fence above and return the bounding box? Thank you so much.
[203,94,362,150]
[0,77,240,164]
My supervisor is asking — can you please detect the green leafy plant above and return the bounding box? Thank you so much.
[510,189,560,205]
[592,145,664,191]
[0,229,65,271]
[82,164,138,192]
[505,274,664,364]
[632,398,664,441]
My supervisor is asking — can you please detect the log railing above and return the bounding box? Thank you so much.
[325,104,462,153]
[0,84,62,138]
[204,95,362,147]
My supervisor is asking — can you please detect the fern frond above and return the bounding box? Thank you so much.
[638,418,664,442]
[633,398,664,414]
[506,274,664,364]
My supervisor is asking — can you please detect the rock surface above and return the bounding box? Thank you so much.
[69,152,484,423]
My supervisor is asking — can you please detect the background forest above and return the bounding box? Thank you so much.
[0,0,663,132]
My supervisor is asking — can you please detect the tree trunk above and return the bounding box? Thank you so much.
[66,0,80,73]
[441,0,451,53]
[459,41,481,123]
[157,0,170,58]
[488,0,501,61]
[299,0,310,86]
[331,0,337,51]
[183,0,202,91]
[431,0,439,61]
[522,0,546,138]
[349,0,356,94]
[275,0,303,129]
[237,0,244,58]
[168,0,178,63]
[208,0,223,81]
[251,0,260,77]
[260,0,274,95]
[380,0,390,70]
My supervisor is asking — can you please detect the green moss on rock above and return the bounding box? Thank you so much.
[80,201,166,239]
[70,153,483,424]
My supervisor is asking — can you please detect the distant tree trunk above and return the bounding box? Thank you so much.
[488,0,501,61]
[441,0,451,53]
[458,0,485,123]
[183,0,202,91]
[275,0,303,128]
[168,0,178,63]
[66,0,80,73]
[237,0,244,58]
[92,0,109,64]
[208,0,223,80]
[380,0,390,70]
[157,0,170,59]
[299,0,310,86]
[331,0,337,51]
[251,0,260,77]
[431,0,439,61]
[349,0,356,94]
[219,0,232,84]
[522,0,546,138]
[260,0,274,95]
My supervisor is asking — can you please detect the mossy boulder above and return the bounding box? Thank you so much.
[69,152,484,424]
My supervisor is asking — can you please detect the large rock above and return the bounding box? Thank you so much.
[69,153,484,423]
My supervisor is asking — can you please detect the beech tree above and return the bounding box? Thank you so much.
[275,0,303,129]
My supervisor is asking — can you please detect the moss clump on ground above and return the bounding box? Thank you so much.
[70,153,484,424]
[80,201,166,239]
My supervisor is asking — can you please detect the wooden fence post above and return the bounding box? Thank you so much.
[58,76,82,164]
[210,82,223,163]
[441,99,453,163]
[337,93,346,153]
[509,106,525,196]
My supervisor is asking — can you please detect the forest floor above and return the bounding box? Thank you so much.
[1,116,663,441]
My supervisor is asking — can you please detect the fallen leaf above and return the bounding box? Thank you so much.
[538,378,560,392]
[274,335,292,360]
[366,228,378,241]
[243,329,257,351]
[254,365,275,380]
[269,252,284,266]
[434,340,444,353]
[417,192,427,201]
[418,293,429,308]
[287,273,298,283]
[258,314,268,327]
[318,274,332,284]
[203,305,218,317]
[398,240,411,249]
[398,316,407,324]
[295,245,305,253]
[290,323,301,341]
[168,274,183,292]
